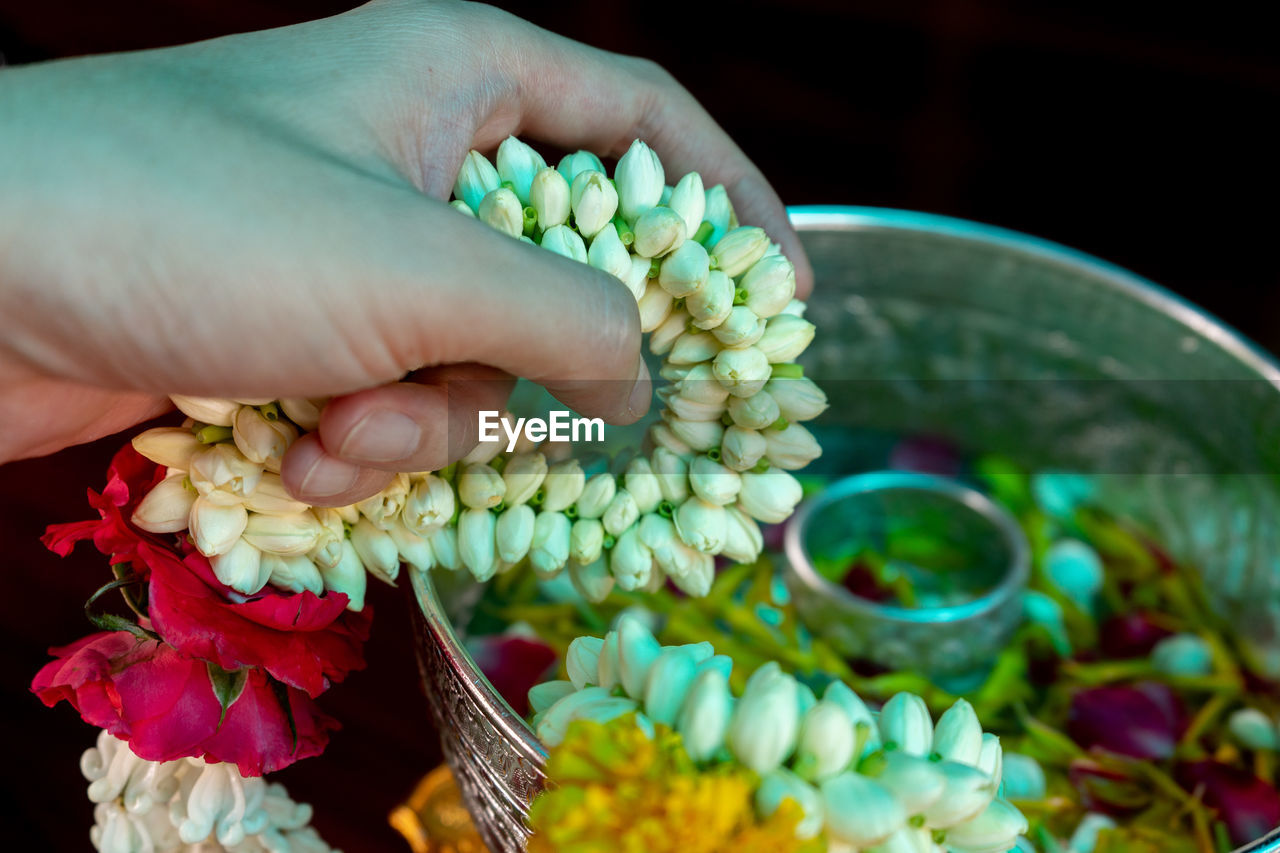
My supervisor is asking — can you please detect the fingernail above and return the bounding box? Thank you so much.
[339,410,423,463]
[298,455,360,498]
[628,360,652,419]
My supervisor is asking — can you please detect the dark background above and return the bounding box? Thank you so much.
[1,1,1276,850]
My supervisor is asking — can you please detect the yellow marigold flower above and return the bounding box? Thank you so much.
[528,715,824,853]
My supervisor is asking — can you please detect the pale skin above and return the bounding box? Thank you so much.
[0,0,813,506]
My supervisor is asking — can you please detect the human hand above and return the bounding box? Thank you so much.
[0,0,812,506]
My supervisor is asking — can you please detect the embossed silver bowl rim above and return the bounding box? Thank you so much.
[412,206,1280,853]
[784,469,1031,625]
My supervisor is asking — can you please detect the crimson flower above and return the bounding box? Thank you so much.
[1178,761,1280,846]
[466,634,557,717]
[42,444,372,697]
[32,631,338,776]
[1067,682,1186,760]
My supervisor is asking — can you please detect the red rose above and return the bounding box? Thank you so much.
[42,444,167,573]
[32,631,338,776]
[43,443,372,697]
[146,542,371,697]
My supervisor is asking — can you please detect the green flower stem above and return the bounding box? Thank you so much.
[692,220,715,246]
[522,206,538,237]
[195,424,233,444]
[770,364,803,379]
[611,213,635,247]
[1176,692,1235,757]
[257,402,280,421]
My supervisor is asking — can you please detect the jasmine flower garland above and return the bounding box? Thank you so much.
[127,137,827,606]
[530,615,1029,853]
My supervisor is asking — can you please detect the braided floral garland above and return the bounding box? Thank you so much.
[127,138,827,609]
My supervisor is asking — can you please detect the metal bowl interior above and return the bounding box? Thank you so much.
[412,206,1280,853]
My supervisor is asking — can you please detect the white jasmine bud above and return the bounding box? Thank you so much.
[1228,708,1280,751]
[650,447,689,502]
[390,524,435,573]
[587,222,631,281]
[765,422,822,470]
[687,270,734,330]
[712,346,771,398]
[242,473,310,516]
[1151,632,1214,676]
[727,390,781,429]
[556,149,605,186]
[934,698,984,765]
[263,553,325,596]
[616,614,662,698]
[824,681,882,757]
[189,497,248,557]
[355,472,410,530]
[478,187,523,238]
[675,496,727,553]
[721,505,764,564]
[132,427,201,470]
[614,138,665,223]
[458,463,506,509]
[502,453,547,506]
[675,363,731,404]
[1001,753,1048,801]
[632,206,686,258]
[210,537,267,595]
[662,412,723,452]
[496,136,546,204]
[529,680,576,715]
[132,474,196,534]
[569,170,618,239]
[648,309,689,356]
[925,760,999,828]
[536,687,638,749]
[677,667,732,762]
[495,503,536,564]
[539,224,587,263]
[657,240,710,297]
[712,305,767,348]
[569,557,614,603]
[570,518,605,565]
[170,396,240,427]
[688,455,742,506]
[624,456,663,513]
[702,184,736,246]
[670,550,714,596]
[279,398,326,431]
[667,329,721,365]
[450,199,475,217]
[188,444,262,503]
[232,406,297,469]
[978,733,1003,780]
[711,226,770,277]
[944,799,1028,853]
[668,172,706,239]
[403,474,455,534]
[637,513,684,578]
[566,635,605,690]
[350,517,401,584]
[738,468,803,524]
[650,423,694,457]
[453,150,501,212]
[320,540,367,611]
[428,525,461,571]
[796,700,856,782]
[879,692,934,756]
[766,376,828,422]
[661,388,724,422]
[308,507,346,569]
[529,511,572,576]
[821,773,905,848]
[529,167,570,229]
[610,525,653,591]
[728,663,799,774]
[779,297,806,316]
[740,254,796,319]
[575,473,617,519]
[542,459,586,512]
[721,426,767,472]
[757,314,817,363]
[643,646,702,727]
[458,507,498,582]
[624,254,651,302]
[602,488,640,537]
[874,751,947,816]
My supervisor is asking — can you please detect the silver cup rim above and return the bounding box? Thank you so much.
[783,470,1031,625]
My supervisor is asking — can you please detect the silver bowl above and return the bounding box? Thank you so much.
[411,206,1280,852]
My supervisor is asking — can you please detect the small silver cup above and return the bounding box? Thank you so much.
[783,470,1030,685]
